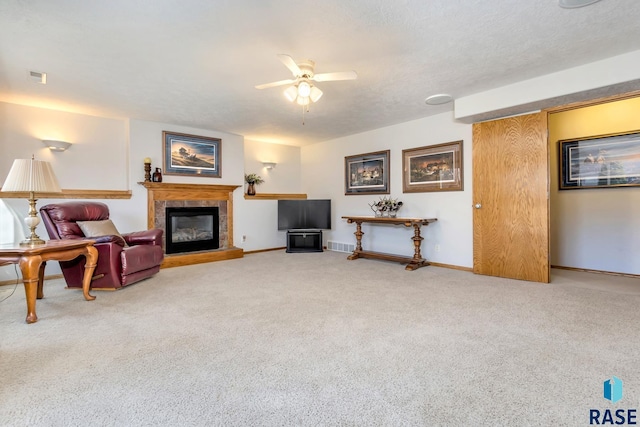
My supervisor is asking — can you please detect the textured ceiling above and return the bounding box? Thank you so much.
[1,0,640,146]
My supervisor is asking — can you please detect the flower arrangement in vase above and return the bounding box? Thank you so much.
[369,196,403,217]
[244,173,264,196]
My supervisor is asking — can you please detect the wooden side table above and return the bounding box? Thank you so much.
[342,216,438,270]
[0,239,98,323]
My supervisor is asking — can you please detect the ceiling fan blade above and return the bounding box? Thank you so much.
[277,54,302,77]
[255,79,296,90]
[312,71,358,82]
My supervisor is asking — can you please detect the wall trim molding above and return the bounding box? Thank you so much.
[551,265,640,279]
[545,89,640,114]
[243,247,286,254]
[428,261,474,272]
[0,189,132,199]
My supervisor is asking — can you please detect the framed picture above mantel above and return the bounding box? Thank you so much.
[162,131,221,178]
[402,140,463,193]
[559,131,640,190]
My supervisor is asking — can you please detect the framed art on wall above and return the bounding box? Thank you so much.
[344,150,390,195]
[559,131,640,190]
[162,131,221,178]
[402,140,463,193]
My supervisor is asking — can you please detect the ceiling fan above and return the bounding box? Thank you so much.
[255,54,358,107]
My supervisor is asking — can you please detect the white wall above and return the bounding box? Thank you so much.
[242,139,301,194]
[0,102,128,190]
[239,139,302,251]
[301,112,473,268]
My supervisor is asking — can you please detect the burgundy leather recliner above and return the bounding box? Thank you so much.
[40,202,164,290]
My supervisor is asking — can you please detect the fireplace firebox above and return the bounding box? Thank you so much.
[165,207,219,254]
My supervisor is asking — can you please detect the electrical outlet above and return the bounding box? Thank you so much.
[435,244,441,252]
[242,235,247,242]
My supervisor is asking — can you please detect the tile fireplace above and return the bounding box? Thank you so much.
[139,182,243,268]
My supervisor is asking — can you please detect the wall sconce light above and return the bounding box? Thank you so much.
[262,162,277,170]
[42,140,72,152]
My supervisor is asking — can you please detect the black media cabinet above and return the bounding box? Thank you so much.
[286,229,323,253]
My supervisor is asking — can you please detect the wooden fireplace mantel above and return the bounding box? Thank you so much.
[138,182,243,268]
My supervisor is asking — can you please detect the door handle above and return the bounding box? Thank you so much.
[474,203,482,209]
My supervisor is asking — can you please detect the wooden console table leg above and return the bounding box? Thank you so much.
[347,220,364,260]
[406,223,428,271]
[412,224,424,260]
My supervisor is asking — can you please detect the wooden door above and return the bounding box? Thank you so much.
[472,112,550,283]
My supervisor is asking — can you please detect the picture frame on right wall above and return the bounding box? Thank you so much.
[402,140,463,193]
[559,131,640,190]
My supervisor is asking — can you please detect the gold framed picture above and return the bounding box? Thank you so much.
[402,140,463,193]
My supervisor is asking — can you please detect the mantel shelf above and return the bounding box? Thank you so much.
[137,182,241,192]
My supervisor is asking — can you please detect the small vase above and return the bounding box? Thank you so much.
[382,210,389,218]
[152,167,163,182]
[389,210,397,218]
[374,209,382,217]
[247,182,256,196]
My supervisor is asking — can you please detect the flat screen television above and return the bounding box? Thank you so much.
[278,199,331,230]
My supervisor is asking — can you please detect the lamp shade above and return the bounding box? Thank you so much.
[2,158,62,193]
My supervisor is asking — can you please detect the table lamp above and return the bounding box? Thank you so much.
[1,156,62,246]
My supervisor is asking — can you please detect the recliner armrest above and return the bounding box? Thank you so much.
[123,229,163,246]
[93,235,127,246]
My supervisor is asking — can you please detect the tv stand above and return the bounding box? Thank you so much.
[286,229,323,253]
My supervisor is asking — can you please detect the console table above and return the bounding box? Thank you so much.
[0,240,98,323]
[341,216,437,271]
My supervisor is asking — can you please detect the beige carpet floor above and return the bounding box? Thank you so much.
[1,250,639,426]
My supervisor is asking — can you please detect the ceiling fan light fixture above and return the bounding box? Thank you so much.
[256,54,358,124]
[310,86,323,103]
[297,81,311,98]
[284,86,298,102]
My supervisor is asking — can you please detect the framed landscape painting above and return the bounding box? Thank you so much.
[344,150,390,195]
[402,140,463,193]
[559,131,640,190]
[163,131,221,178]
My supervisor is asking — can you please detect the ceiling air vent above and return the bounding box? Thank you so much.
[29,71,47,84]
